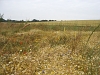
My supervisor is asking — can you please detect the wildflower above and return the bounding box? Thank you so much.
[23,52,27,55]
[19,41,23,45]
[20,50,23,52]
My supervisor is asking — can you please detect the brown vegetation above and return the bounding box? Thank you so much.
[0,21,100,75]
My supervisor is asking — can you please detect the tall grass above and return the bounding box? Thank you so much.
[85,24,100,46]
[0,21,100,75]
[82,24,100,75]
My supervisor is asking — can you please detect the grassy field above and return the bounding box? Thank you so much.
[0,20,100,75]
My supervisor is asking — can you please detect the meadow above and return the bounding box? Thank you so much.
[0,20,100,75]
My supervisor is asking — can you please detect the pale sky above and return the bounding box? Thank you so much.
[0,0,100,20]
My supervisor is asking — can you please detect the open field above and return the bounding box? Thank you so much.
[0,20,100,75]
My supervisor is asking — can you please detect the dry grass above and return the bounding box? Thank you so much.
[0,21,100,75]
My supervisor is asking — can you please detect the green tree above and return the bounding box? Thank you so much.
[0,13,5,22]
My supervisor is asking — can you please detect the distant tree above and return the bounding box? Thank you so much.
[49,20,56,21]
[0,13,4,19]
[32,19,39,22]
[19,20,24,22]
[41,20,48,22]
[7,19,11,22]
[0,13,5,22]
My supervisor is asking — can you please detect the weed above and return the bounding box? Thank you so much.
[0,21,100,75]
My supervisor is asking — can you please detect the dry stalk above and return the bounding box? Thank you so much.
[20,24,31,30]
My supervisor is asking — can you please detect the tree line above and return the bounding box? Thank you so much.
[0,14,56,22]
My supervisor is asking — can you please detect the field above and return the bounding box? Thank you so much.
[0,20,100,75]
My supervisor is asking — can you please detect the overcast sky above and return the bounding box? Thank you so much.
[0,0,100,20]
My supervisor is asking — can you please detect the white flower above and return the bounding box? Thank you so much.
[20,50,23,52]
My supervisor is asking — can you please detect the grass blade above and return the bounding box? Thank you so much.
[85,24,100,47]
